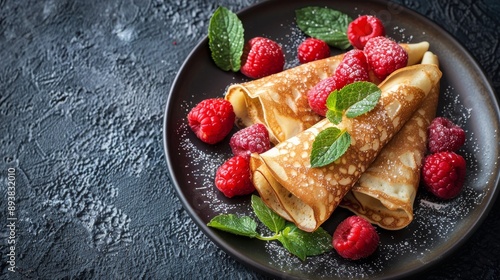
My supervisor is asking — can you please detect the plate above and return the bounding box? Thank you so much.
[163,0,500,279]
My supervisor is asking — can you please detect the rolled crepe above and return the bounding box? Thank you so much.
[250,62,442,232]
[226,42,430,144]
[340,52,440,230]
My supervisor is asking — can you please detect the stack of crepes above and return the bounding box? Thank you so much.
[224,44,442,232]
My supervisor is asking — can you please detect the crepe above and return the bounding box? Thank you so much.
[340,52,440,230]
[250,62,442,232]
[225,42,430,144]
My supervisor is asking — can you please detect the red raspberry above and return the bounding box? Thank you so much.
[422,152,467,200]
[229,123,271,158]
[297,38,331,63]
[333,216,379,260]
[364,36,408,80]
[333,49,370,89]
[215,155,255,198]
[307,76,337,116]
[187,98,235,144]
[427,117,466,153]
[241,37,285,79]
[347,15,386,50]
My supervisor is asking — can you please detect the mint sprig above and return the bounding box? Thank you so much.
[208,7,244,72]
[310,82,381,167]
[295,7,352,50]
[207,195,332,261]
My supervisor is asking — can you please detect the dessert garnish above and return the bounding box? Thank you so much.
[208,7,244,72]
[187,98,235,144]
[333,49,370,89]
[207,195,332,260]
[240,37,285,79]
[229,123,271,158]
[307,76,337,116]
[347,15,385,50]
[215,155,255,198]
[364,36,409,80]
[332,216,379,260]
[297,37,331,63]
[422,151,467,199]
[427,117,466,153]
[295,6,352,50]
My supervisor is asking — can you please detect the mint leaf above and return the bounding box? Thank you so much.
[326,109,343,125]
[251,195,286,234]
[346,90,381,118]
[295,7,352,50]
[208,199,333,260]
[277,223,333,261]
[208,7,244,71]
[207,214,259,238]
[325,90,342,124]
[335,81,381,115]
[310,127,351,168]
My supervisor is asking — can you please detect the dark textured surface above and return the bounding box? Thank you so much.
[0,0,499,279]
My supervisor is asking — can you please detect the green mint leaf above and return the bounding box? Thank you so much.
[295,7,352,50]
[208,6,244,72]
[335,81,381,113]
[207,214,259,238]
[346,90,381,118]
[251,195,286,234]
[310,127,351,167]
[277,223,333,261]
[325,90,342,124]
[326,109,343,125]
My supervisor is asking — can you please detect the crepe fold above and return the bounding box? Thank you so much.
[340,52,440,230]
[250,63,442,232]
[225,42,430,144]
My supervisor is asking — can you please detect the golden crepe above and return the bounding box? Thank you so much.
[340,52,440,230]
[225,42,430,144]
[250,62,442,232]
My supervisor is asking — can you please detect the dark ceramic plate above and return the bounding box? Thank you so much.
[163,0,500,279]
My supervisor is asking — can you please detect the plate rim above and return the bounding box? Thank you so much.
[163,0,500,278]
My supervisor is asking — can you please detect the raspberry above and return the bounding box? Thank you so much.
[297,38,331,63]
[427,117,466,153]
[333,216,379,260]
[364,36,408,80]
[422,152,466,200]
[215,155,255,198]
[187,98,235,144]
[307,76,337,116]
[333,49,370,89]
[229,123,271,158]
[241,37,285,79]
[347,15,386,50]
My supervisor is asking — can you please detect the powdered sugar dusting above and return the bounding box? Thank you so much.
[392,26,413,43]
[283,23,307,69]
